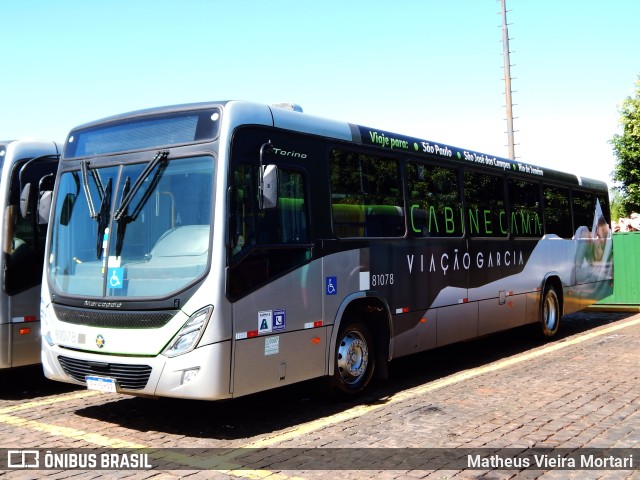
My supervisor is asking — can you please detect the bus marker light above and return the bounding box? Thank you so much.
[235,331,259,340]
[420,318,427,324]
[311,337,321,344]
[508,302,514,308]
[18,328,31,335]
[11,316,37,323]
[395,307,409,314]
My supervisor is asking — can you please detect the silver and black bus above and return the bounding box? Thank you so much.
[41,101,612,399]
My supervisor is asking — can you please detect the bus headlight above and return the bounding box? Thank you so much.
[162,306,213,357]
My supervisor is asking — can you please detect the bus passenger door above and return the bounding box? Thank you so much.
[228,160,324,397]
[1,156,58,367]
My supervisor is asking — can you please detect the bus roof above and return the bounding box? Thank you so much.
[63,100,608,191]
[0,139,61,157]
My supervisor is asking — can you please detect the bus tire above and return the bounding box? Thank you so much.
[540,285,560,337]
[330,321,376,397]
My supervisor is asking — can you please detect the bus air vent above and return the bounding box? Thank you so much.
[58,356,152,390]
[272,103,303,112]
[53,304,174,329]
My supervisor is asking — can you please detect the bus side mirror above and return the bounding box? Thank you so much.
[19,183,31,219]
[260,164,278,210]
[38,191,53,225]
[258,140,278,210]
[59,193,77,226]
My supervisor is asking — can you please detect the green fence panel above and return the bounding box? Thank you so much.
[598,231,640,305]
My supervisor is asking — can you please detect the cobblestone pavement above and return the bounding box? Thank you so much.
[0,310,639,479]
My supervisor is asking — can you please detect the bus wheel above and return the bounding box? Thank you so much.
[540,285,560,337]
[331,321,375,396]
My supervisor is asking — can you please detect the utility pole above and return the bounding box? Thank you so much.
[500,0,515,160]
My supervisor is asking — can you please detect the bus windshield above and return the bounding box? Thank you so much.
[48,155,214,298]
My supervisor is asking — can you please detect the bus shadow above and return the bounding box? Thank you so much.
[0,365,82,401]
[382,310,633,392]
[73,311,634,441]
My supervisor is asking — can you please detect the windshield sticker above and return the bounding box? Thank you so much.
[101,228,109,273]
[108,268,124,290]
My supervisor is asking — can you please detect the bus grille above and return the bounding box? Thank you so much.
[53,304,174,329]
[58,356,152,390]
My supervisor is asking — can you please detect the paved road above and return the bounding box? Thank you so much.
[0,310,638,479]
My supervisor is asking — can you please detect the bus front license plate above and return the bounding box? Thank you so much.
[86,375,117,393]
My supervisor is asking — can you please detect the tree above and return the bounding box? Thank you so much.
[609,188,626,222]
[611,77,640,215]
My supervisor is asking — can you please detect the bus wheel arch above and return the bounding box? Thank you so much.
[540,276,563,338]
[329,295,391,396]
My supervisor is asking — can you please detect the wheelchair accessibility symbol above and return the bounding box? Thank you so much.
[108,268,124,289]
[325,276,337,295]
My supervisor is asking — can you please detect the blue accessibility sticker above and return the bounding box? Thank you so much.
[326,276,337,295]
[108,268,125,289]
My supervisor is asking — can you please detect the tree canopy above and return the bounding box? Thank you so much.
[611,77,640,216]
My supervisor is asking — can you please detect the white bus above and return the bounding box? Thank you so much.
[41,101,613,399]
[0,139,60,368]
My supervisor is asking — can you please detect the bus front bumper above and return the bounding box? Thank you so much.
[41,340,232,401]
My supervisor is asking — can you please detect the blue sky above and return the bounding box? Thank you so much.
[2,0,638,187]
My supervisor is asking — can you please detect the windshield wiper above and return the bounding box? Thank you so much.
[80,160,112,260]
[114,177,130,258]
[113,150,169,257]
[80,160,105,219]
[95,178,112,260]
[114,150,169,221]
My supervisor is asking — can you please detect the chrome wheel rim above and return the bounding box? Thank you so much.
[336,330,369,385]
[543,292,558,331]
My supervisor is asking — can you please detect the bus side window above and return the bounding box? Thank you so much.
[463,171,507,238]
[572,190,594,236]
[407,162,463,237]
[543,185,572,238]
[228,164,311,299]
[508,179,542,237]
[329,149,404,238]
